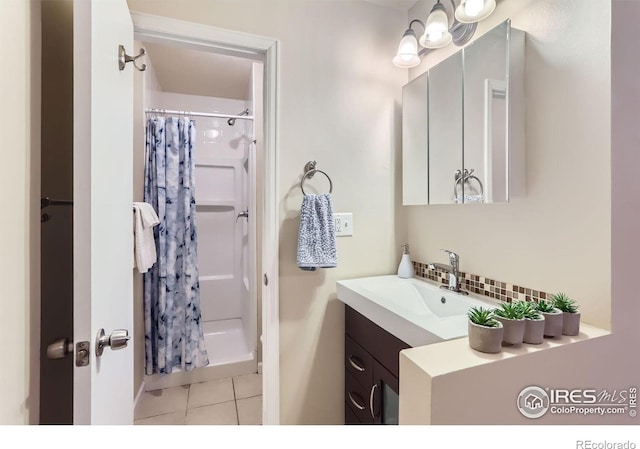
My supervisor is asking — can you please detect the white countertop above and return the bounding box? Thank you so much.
[336,274,498,347]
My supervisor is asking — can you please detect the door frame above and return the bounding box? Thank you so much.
[129,11,281,424]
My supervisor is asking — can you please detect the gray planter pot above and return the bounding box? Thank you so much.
[494,316,525,345]
[523,316,545,344]
[562,311,581,336]
[468,320,504,354]
[541,308,563,337]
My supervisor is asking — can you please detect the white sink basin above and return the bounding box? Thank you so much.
[336,275,498,347]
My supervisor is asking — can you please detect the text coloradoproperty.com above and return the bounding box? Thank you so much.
[551,405,628,415]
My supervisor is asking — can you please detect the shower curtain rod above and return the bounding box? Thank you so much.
[145,108,254,121]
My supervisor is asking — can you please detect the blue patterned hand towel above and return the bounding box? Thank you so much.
[297,193,337,271]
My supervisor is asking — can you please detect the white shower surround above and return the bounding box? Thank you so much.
[132,11,280,423]
[144,91,257,391]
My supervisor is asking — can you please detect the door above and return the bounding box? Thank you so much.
[371,360,400,425]
[73,0,134,424]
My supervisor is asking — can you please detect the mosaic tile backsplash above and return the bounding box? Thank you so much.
[412,261,552,304]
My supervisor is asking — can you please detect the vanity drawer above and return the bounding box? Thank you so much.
[345,335,373,388]
[345,305,410,376]
[345,371,374,424]
[345,402,360,425]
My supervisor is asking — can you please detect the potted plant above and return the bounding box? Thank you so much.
[493,302,526,345]
[467,306,503,354]
[552,292,580,336]
[535,299,563,338]
[518,301,545,345]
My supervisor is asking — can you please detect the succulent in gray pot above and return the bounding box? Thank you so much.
[467,306,503,354]
[535,299,563,338]
[552,292,580,336]
[518,301,545,345]
[493,301,526,345]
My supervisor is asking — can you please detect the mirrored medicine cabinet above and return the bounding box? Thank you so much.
[402,20,525,206]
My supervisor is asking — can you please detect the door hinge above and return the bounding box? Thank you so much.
[264,273,269,286]
[75,341,90,367]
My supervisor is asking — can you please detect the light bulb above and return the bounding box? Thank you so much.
[455,0,496,23]
[464,0,484,17]
[428,30,443,42]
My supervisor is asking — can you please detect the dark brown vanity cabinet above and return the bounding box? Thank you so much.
[344,305,410,425]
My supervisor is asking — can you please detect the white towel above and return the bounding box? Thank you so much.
[455,194,484,204]
[133,202,160,273]
[296,193,337,271]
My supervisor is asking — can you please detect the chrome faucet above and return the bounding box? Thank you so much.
[428,249,468,295]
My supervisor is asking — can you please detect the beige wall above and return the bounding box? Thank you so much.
[0,0,41,424]
[127,0,408,424]
[399,0,640,425]
[406,0,611,330]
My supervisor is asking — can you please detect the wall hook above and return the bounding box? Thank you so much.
[118,45,146,72]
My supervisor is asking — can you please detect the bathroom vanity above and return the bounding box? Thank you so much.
[337,275,610,425]
[344,305,409,424]
[337,275,498,425]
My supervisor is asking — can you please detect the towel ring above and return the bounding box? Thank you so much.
[300,169,333,196]
[453,169,484,200]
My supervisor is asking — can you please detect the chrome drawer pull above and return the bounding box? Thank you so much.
[370,384,379,419]
[348,392,366,411]
[348,355,365,372]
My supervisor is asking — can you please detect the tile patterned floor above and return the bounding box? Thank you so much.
[134,373,262,425]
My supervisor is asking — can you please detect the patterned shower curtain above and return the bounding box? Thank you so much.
[144,117,209,375]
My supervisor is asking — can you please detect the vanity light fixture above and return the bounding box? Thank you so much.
[392,0,496,68]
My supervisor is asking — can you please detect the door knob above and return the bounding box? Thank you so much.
[95,328,130,357]
[47,337,74,360]
[236,210,249,222]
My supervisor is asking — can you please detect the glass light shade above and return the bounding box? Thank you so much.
[392,29,421,68]
[464,0,483,17]
[455,0,496,23]
[419,2,453,49]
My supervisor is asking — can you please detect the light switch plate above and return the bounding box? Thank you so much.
[334,213,353,237]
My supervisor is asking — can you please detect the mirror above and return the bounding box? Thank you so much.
[402,72,428,205]
[463,21,508,203]
[401,20,524,205]
[428,52,462,205]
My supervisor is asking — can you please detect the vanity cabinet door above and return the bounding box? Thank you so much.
[428,51,463,204]
[463,20,509,203]
[402,72,429,205]
[371,360,400,425]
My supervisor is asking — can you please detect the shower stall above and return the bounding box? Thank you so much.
[135,46,262,392]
